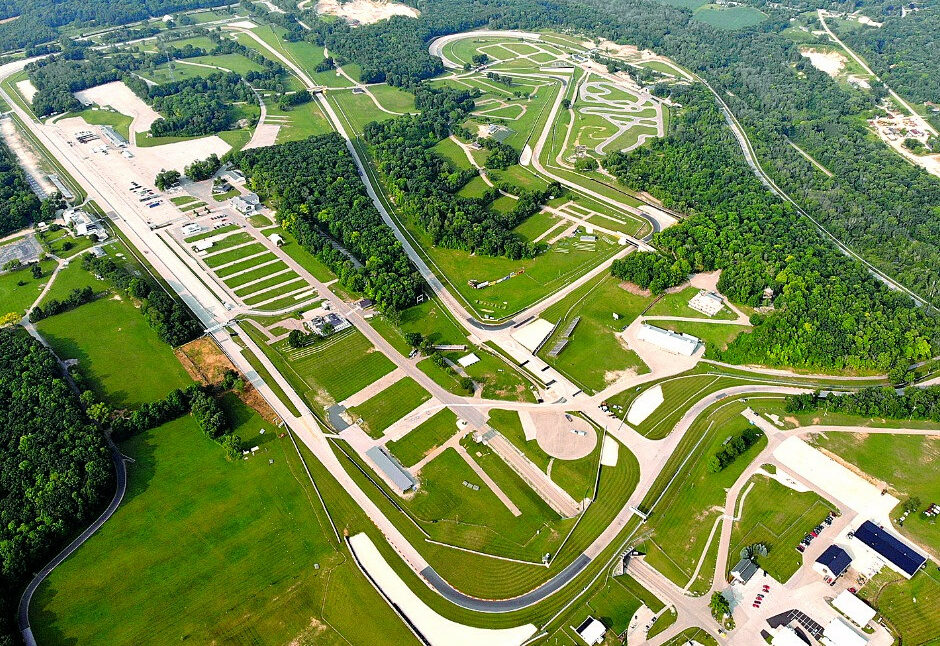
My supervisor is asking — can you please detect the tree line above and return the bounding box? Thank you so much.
[785,386,940,422]
[231,133,423,313]
[0,138,42,237]
[0,328,113,646]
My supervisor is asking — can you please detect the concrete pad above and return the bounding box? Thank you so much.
[627,383,663,425]
[510,317,554,353]
[531,411,596,460]
[15,79,36,103]
[74,81,161,133]
[600,434,619,467]
[773,437,898,520]
[348,533,536,646]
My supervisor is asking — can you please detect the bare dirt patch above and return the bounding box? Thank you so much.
[619,280,651,297]
[177,337,237,386]
[15,79,36,103]
[799,47,846,77]
[530,411,597,460]
[315,0,419,25]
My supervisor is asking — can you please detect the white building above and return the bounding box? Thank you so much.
[821,617,868,646]
[268,233,285,247]
[688,290,725,317]
[771,626,810,646]
[192,239,213,252]
[832,590,876,628]
[637,323,701,356]
[231,192,261,214]
[182,223,203,237]
[574,617,605,645]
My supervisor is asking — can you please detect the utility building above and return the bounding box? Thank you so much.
[637,323,701,356]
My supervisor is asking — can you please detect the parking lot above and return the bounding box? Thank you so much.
[0,234,41,267]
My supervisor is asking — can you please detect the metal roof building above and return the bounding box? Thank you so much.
[365,447,416,494]
[852,520,926,578]
[637,323,701,356]
[730,557,759,584]
[813,545,852,580]
[821,617,868,646]
[832,590,876,628]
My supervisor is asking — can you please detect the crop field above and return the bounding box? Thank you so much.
[638,397,773,593]
[387,408,460,467]
[538,274,652,393]
[35,295,193,408]
[645,286,737,320]
[348,376,432,438]
[31,398,414,645]
[812,432,939,553]
[859,566,940,646]
[727,475,833,583]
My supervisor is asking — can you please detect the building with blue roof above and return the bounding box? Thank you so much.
[813,545,852,580]
[851,520,926,579]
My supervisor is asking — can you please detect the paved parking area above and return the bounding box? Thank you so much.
[0,234,41,267]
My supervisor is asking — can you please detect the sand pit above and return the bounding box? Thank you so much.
[15,79,36,104]
[627,384,663,425]
[227,20,258,29]
[316,0,419,24]
[348,534,536,646]
[799,48,846,77]
[600,435,619,467]
[74,81,161,134]
[528,411,596,460]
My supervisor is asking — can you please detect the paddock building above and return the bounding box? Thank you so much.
[637,323,701,356]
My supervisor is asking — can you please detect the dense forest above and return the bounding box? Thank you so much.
[146,71,254,137]
[786,385,940,421]
[363,86,553,259]
[232,134,423,312]
[607,84,937,375]
[0,0,227,50]
[0,139,41,237]
[0,328,113,646]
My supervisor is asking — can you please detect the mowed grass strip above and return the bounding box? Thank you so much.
[223,261,289,287]
[277,328,395,405]
[251,291,316,312]
[35,295,193,409]
[201,231,254,253]
[204,243,266,268]
[387,408,459,467]
[860,567,940,646]
[728,475,833,583]
[185,223,237,242]
[348,377,431,439]
[233,271,300,297]
[243,279,309,306]
[217,254,279,279]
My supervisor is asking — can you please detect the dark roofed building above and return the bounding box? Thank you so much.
[813,545,852,580]
[730,557,759,584]
[365,446,416,494]
[852,520,926,579]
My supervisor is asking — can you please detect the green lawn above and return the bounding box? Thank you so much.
[812,432,939,554]
[31,397,416,645]
[639,397,771,593]
[204,242,266,268]
[658,319,749,355]
[369,84,416,113]
[538,274,653,393]
[692,4,767,29]
[35,295,193,409]
[859,566,940,646]
[38,261,102,307]
[216,253,277,278]
[329,90,398,133]
[0,260,57,316]
[184,223,238,242]
[266,226,338,282]
[432,137,473,171]
[347,377,431,438]
[268,100,334,143]
[71,107,133,140]
[233,270,300,297]
[386,408,460,467]
[583,575,664,635]
[242,279,309,306]
[728,475,833,583]
[645,286,737,320]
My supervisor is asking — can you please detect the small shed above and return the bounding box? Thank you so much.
[730,557,758,584]
[268,233,285,247]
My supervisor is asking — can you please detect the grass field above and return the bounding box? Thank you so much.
[38,260,102,306]
[348,377,431,438]
[329,90,398,133]
[31,397,417,645]
[204,242,265,268]
[538,274,652,393]
[645,286,737,320]
[859,566,940,646]
[35,295,193,408]
[267,100,334,143]
[727,475,833,583]
[692,4,767,29]
[582,574,664,635]
[658,319,749,355]
[0,259,57,315]
[72,107,133,140]
[432,137,474,170]
[638,397,772,593]
[811,432,939,555]
[387,408,460,467]
[248,325,395,411]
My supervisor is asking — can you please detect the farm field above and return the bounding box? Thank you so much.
[348,376,431,438]
[727,475,833,583]
[30,398,416,646]
[35,295,193,409]
[538,274,652,394]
